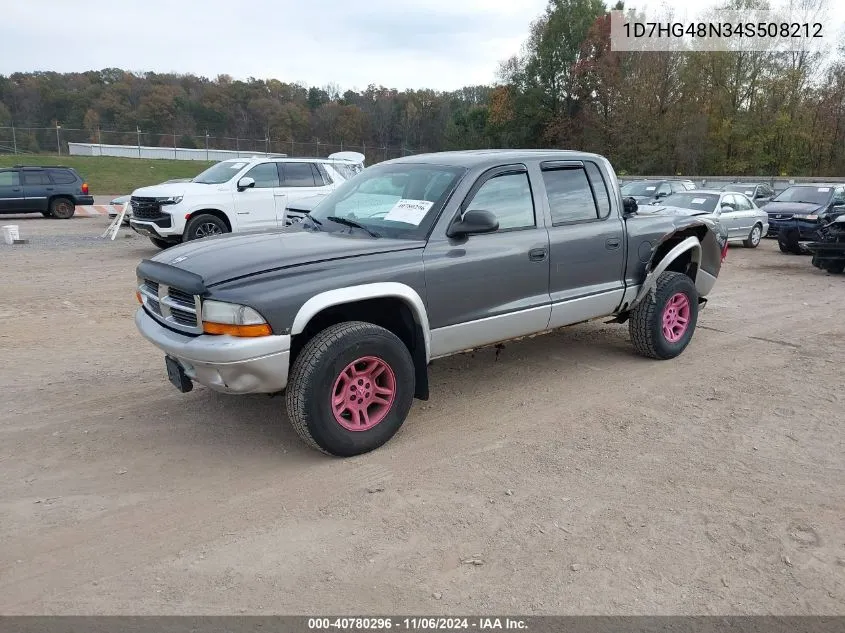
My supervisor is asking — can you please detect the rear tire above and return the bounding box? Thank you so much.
[629,271,699,360]
[149,237,173,249]
[778,229,802,254]
[285,321,415,457]
[743,223,763,248]
[49,197,75,219]
[183,214,228,241]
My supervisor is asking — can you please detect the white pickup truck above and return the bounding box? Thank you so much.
[128,153,364,248]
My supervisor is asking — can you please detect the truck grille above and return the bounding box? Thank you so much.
[131,197,166,220]
[138,279,202,334]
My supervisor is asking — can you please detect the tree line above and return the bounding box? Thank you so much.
[1,0,843,176]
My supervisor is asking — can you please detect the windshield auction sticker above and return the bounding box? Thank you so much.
[384,199,434,225]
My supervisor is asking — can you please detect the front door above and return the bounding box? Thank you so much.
[540,160,627,328]
[731,193,758,237]
[424,165,551,358]
[234,162,281,232]
[718,194,743,238]
[0,169,24,213]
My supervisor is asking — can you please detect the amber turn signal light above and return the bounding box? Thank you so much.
[202,322,272,337]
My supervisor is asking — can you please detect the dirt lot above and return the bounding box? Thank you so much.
[1,216,843,615]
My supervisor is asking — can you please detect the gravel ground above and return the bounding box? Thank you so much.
[0,215,843,615]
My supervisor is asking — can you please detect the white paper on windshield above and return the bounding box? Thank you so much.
[645,186,656,191]
[691,197,707,204]
[745,190,753,195]
[384,199,434,225]
[818,187,830,192]
[230,162,246,169]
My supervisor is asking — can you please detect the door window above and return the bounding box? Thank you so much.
[22,171,51,185]
[0,171,20,186]
[244,163,280,188]
[281,162,318,187]
[720,194,738,211]
[542,167,600,224]
[734,194,754,210]
[465,172,535,231]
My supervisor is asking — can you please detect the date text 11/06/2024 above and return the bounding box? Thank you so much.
[307,617,528,630]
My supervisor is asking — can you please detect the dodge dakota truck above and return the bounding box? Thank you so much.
[134,150,727,456]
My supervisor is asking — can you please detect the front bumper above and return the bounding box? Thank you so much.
[767,218,819,240]
[130,217,175,239]
[135,308,291,394]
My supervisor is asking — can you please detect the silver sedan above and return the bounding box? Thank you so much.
[642,189,769,248]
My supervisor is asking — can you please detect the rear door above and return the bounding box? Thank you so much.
[541,160,626,328]
[279,162,329,205]
[0,169,24,212]
[423,164,551,357]
[21,169,52,212]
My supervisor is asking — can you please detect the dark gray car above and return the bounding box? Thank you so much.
[134,150,726,456]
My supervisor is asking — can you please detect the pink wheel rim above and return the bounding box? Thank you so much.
[331,356,396,431]
[662,292,691,343]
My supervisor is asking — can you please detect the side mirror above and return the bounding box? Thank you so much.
[447,209,499,238]
[622,196,638,216]
[237,176,255,192]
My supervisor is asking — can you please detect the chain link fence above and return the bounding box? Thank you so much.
[0,126,416,165]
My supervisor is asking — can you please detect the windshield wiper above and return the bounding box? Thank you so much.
[325,216,380,238]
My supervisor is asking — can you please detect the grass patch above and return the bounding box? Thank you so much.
[0,154,214,195]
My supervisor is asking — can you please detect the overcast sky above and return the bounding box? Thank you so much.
[2,0,843,91]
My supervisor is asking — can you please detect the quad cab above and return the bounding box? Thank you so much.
[134,150,727,456]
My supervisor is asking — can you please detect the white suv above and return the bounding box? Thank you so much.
[128,153,363,248]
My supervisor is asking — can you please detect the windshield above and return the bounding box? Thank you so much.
[659,192,721,213]
[193,160,248,184]
[308,163,466,239]
[721,185,757,195]
[772,186,833,205]
[621,181,661,196]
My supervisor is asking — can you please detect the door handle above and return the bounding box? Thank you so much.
[528,248,547,262]
[606,238,621,249]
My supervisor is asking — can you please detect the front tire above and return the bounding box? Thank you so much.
[743,223,763,248]
[49,197,75,219]
[629,271,699,360]
[183,214,228,241]
[285,321,415,457]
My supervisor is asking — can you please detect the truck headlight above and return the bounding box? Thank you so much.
[158,196,183,205]
[201,300,272,337]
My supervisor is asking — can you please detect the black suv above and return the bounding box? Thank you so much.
[0,165,94,219]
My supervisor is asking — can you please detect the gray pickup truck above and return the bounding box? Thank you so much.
[134,150,728,456]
